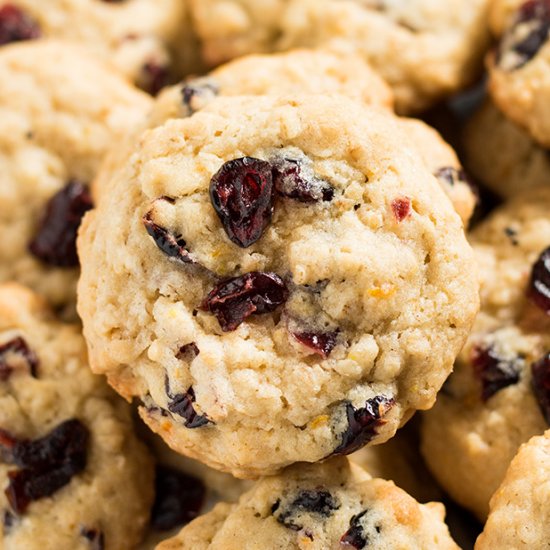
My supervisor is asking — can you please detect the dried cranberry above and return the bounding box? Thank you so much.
[0,4,40,46]
[0,337,38,381]
[391,197,411,222]
[1,419,89,514]
[272,158,334,203]
[272,490,340,531]
[471,345,523,401]
[532,352,550,423]
[181,79,219,115]
[528,246,550,314]
[292,330,338,358]
[168,387,210,429]
[340,510,378,549]
[210,157,274,248]
[80,528,105,550]
[28,181,93,267]
[497,0,550,70]
[332,396,394,456]
[140,61,170,96]
[143,205,195,265]
[151,466,205,531]
[202,272,288,331]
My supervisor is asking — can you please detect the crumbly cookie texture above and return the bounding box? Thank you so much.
[77,94,478,478]
[189,0,491,113]
[1,0,196,92]
[0,283,154,550]
[464,99,550,199]
[488,0,550,147]
[155,458,459,550]
[422,187,550,520]
[150,50,475,226]
[0,40,151,312]
[475,430,550,549]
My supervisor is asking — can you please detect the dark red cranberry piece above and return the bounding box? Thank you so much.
[151,465,206,531]
[340,510,380,549]
[272,490,340,531]
[497,0,550,70]
[532,352,550,424]
[28,181,93,267]
[272,158,334,203]
[181,80,219,115]
[0,337,38,381]
[168,387,210,429]
[471,345,523,401]
[332,396,395,456]
[292,330,338,358]
[202,272,288,331]
[176,342,200,361]
[528,246,550,314]
[210,157,274,248]
[0,4,40,46]
[80,528,105,550]
[143,206,195,265]
[391,197,411,222]
[140,61,170,96]
[1,419,89,514]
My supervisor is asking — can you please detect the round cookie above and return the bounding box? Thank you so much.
[0,283,154,549]
[77,93,479,478]
[488,0,550,148]
[0,40,151,312]
[150,51,475,226]
[155,458,459,550]
[0,0,195,94]
[463,99,550,199]
[421,187,550,520]
[475,430,550,549]
[189,0,492,113]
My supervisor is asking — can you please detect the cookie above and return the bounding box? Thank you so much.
[189,0,491,113]
[476,430,550,549]
[0,283,154,549]
[463,99,550,199]
[0,0,195,94]
[77,93,479,478]
[0,40,151,312]
[155,457,458,550]
[150,51,475,225]
[421,187,550,520]
[488,0,550,147]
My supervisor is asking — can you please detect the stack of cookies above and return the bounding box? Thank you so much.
[0,1,548,549]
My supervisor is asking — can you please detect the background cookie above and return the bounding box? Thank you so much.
[463,99,550,199]
[0,40,151,313]
[77,94,478,477]
[421,187,550,519]
[0,0,196,93]
[156,458,458,550]
[189,0,491,113]
[475,430,550,549]
[488,0,550,147]
[0,283,154,549]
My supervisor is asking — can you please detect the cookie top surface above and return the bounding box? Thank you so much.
[1,0,191,91]
[464,99,550,199]
[189,0,491,112]
[156,458,458,550]
[476,430,550,549]
[488,0,550,147]
[422,187,550,519]
[77,93,478,477]
[0,40,151,310]
[0,283,154,549]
